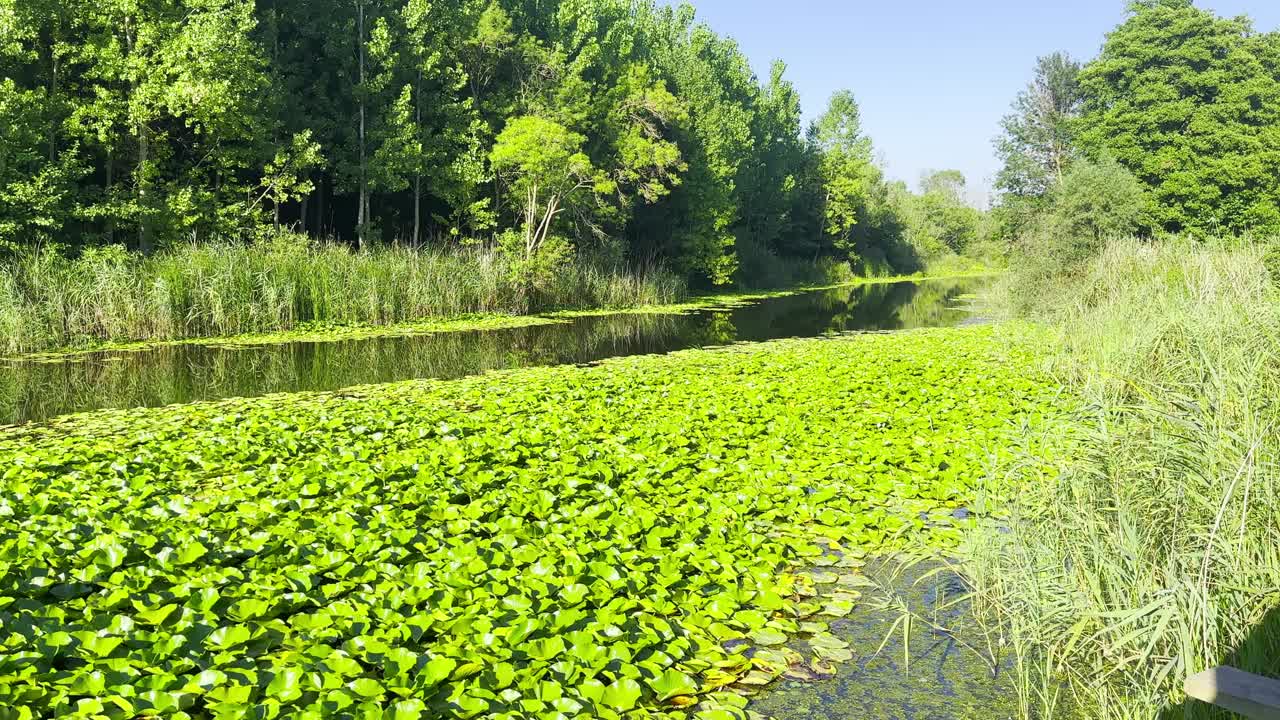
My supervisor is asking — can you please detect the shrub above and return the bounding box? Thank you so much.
[1023,157,1147,269]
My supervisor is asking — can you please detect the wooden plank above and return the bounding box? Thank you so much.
[1185,666,1280,720]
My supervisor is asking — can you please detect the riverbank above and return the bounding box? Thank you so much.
[1,245,996,362]
[0,276,990,425]
[546,270,998,319]
[963,237,1280,719]
[0,239,687,355]
[3,314,572,363]
[0,324,1059,718]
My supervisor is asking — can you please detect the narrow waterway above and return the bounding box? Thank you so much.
[748,557,1019,720]
[0,277,985,424]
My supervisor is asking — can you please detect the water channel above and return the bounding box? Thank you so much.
[0,277,987,425]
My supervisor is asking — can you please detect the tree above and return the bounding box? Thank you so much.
[739,60,806,256]
[1076,0,1280,235]
[1037,156,1146,263]
[489,115,611,262]
[0,77,85,250]
[0,0,918,290]
[639,17,759,285]
[893,171,981,258]
[598,65,687,226]
[459,0,515,123]
[367,0,478,246]
[810,90,875,254]
[0,0,275,250]
[995,52,1083,199]
[249,131,324,228]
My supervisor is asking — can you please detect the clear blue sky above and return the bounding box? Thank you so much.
[667,0,1280,205]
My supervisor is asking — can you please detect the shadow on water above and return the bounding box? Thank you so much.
[748,558,1019,720]
[1158,603,1280,719]
[0,277,987,425]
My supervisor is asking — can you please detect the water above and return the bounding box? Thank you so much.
[0,277,985,425]
[748,557,1019,720]
[0,277,1012,716]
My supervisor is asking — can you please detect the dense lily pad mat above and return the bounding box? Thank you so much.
[0,326,1060,719]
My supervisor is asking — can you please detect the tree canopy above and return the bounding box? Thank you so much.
[1078,0,1280,235]
[995,0,1280,242]
[0,0,983,285]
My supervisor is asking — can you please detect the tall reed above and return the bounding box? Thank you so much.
[966,237,1280,719]
[0,235,688,353]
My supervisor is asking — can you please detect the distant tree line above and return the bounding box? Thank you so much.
[0,0,985,286]
[994,0,1280,262]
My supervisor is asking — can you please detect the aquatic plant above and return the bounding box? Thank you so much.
[967,238,1280,719]
[0,237,687,355]
[0,327,1060,718]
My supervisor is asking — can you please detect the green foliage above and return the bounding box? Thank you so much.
[252,132,325,226]
[891,172,981,261]
[0,325,1061,718]
[1075,0,1280,236]
[491,118,598,201]
[984,10,1280,710]
[0,0,927,288]
[1016,157,1147,273]
[812,91,875,251]
[490,115,608,263]
[0,234,686,353]
[496,229,576,302]
[994,53,1083,200]
[975,237,1280,719]
[1047,158,1145,254]
[778,90,922,276]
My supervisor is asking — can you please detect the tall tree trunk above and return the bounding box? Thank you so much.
[413,174,421,248]
[126,18,151,252]
[271,4,281,232]
[524,185,537,257]
[47,39,58,162]
[137,121,150,252]
[105,149,114,244]
[534,194,559,257]
[412,65,422,247]
[356,0,367,250]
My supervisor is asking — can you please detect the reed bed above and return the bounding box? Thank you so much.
[966,237,1280,719]
[0,236,687,353]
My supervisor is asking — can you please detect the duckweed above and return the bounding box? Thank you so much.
[0,326,1061,719]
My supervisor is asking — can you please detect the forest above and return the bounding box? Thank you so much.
[2,0,1280,719]
[0,0,985,291]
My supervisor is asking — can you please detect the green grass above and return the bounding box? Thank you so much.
[0,236,995,361]
[0,326,1060,719]
[963,237,1280,719]
[0,236,687,355]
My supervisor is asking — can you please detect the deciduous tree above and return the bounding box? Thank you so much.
[1076,0,1280,235]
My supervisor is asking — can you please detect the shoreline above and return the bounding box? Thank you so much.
[4,270,999,363]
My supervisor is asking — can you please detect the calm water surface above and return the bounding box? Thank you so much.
[749,557,1019,720]
[0,277,985,425]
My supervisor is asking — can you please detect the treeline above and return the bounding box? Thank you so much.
[0,0,984,288]
[993,0,1280,264]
